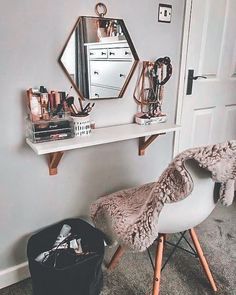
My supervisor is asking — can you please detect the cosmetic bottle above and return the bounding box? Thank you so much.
[30,95,41,120]
[60,91,69,113]
[40,87,50,120]
[48,94,56,117]
[28,89,41,121]
[54,91,61,107]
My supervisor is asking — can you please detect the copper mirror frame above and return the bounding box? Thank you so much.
[58,16,139,100]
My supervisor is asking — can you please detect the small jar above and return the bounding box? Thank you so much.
[71,115,91,137]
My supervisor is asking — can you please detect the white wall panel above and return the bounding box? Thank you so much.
[224,104,236,140]
[191,108,214,146]
[199,0,227,77]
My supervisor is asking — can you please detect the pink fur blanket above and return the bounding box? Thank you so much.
[90,141,236,251]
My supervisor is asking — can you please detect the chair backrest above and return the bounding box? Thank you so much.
[158,159,217,234]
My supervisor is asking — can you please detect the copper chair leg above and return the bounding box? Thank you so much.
[107,245,126,271]
[189,228,217,292]
[152,234,165,295]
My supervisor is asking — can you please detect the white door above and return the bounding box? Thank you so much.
[176,0,236,153]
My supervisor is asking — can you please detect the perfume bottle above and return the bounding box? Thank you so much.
[40,86,50,120]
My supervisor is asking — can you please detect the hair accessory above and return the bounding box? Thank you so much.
[133,57,172,124]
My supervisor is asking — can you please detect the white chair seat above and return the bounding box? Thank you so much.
[158,159,216,234]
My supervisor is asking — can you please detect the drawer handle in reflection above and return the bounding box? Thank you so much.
[90,52,94,55]
[125,51,131,55]
[94,71,99,75]
[120,74,126,78]
[101,52,106,55]
[95,93,100,97]
[109,52,115,55]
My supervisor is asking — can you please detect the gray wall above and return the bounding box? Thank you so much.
[0,0,185,271]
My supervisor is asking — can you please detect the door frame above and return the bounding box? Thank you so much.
[173,0,193,156]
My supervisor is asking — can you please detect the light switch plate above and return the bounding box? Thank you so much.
[158,4,172,23]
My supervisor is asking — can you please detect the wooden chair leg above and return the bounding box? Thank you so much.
[107,245,126,271]
[152,234,165,295]
[189,228,217,292]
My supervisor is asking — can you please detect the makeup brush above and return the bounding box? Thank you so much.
[66,96,79,115]
[86,103,95,113]
[77,96,84,112]
[53,103,63,117]
[66,85,73,99]
[82,103,90,113]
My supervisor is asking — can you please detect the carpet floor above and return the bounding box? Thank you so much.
[0,203,235,295]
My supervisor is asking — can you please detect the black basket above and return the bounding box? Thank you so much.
[27,219,105,295]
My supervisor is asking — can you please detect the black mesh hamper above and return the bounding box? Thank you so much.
[27,218,105,295]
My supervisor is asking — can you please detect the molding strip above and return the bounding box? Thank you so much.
[0,262,30,290]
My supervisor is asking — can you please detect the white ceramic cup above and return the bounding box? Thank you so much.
[72,115,91,137]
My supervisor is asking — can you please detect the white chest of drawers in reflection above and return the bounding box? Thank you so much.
[85,40,134,99]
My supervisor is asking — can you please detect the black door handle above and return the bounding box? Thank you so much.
[186,69,207,95]
[192,75,207,80]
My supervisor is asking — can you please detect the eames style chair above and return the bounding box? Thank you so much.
[106,159,218,294]
[92,141,236,294]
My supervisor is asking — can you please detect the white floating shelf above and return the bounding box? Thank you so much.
[26,122,180,175]
[26,122,180,155]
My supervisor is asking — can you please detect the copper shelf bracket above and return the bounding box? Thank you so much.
[139,133,165,156]
[48,152,64,175]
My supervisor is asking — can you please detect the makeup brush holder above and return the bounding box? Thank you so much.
[72,115,91,137]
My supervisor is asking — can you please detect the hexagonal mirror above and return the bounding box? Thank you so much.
[59,16,139,100]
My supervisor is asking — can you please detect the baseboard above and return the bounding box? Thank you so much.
[0,262,30,290]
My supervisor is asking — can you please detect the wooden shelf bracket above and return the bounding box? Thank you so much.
[139,133,165,156]
[48,152,64,175]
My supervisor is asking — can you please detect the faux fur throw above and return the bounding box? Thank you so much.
[90,141,236,252]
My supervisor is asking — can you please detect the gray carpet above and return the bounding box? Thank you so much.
[1,203,235,295]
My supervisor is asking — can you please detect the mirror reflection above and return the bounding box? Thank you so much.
[59,17,139,100]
